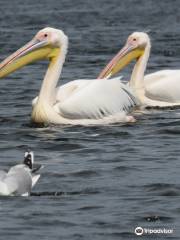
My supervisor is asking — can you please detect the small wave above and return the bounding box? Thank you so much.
[143,183,180,196]
[31,188,100,197]
[144,215,173,223]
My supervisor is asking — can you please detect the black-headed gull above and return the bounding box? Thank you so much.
[0,151,42,196]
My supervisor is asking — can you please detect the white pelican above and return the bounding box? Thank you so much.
[98,32,180,108]
[0,151,42,196]
[0,27,138,125]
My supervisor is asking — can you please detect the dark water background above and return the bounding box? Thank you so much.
[0,0,180,239]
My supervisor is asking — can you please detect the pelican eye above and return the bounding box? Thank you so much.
[44,34,48,37]
[133,38,137,41]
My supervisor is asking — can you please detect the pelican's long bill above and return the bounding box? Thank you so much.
[98,42,144,79]
[0,38,59,78]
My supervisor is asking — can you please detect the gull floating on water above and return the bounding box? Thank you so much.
[0,151,42,196]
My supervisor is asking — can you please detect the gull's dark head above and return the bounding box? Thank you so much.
[24,151,34,169]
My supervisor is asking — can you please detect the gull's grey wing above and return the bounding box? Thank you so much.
[0,170,7,181]
[5,165,32,196]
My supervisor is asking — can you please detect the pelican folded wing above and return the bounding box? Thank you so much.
[58,79,138,120]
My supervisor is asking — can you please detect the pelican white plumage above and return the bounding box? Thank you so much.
[0,27,138,125]
[98,32,180,108]
[144,70,180,105]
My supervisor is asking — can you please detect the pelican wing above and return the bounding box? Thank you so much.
[32,79,91,106]
[55,76,123,102]
[144,70,180,103]
[56,79,137,120]
[55,80,93,102]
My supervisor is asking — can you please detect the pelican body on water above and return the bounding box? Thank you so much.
[0,27,138,125]
[98,32,180,108]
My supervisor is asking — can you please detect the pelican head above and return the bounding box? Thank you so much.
[98,32,151,79]
[0,27,68,78]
